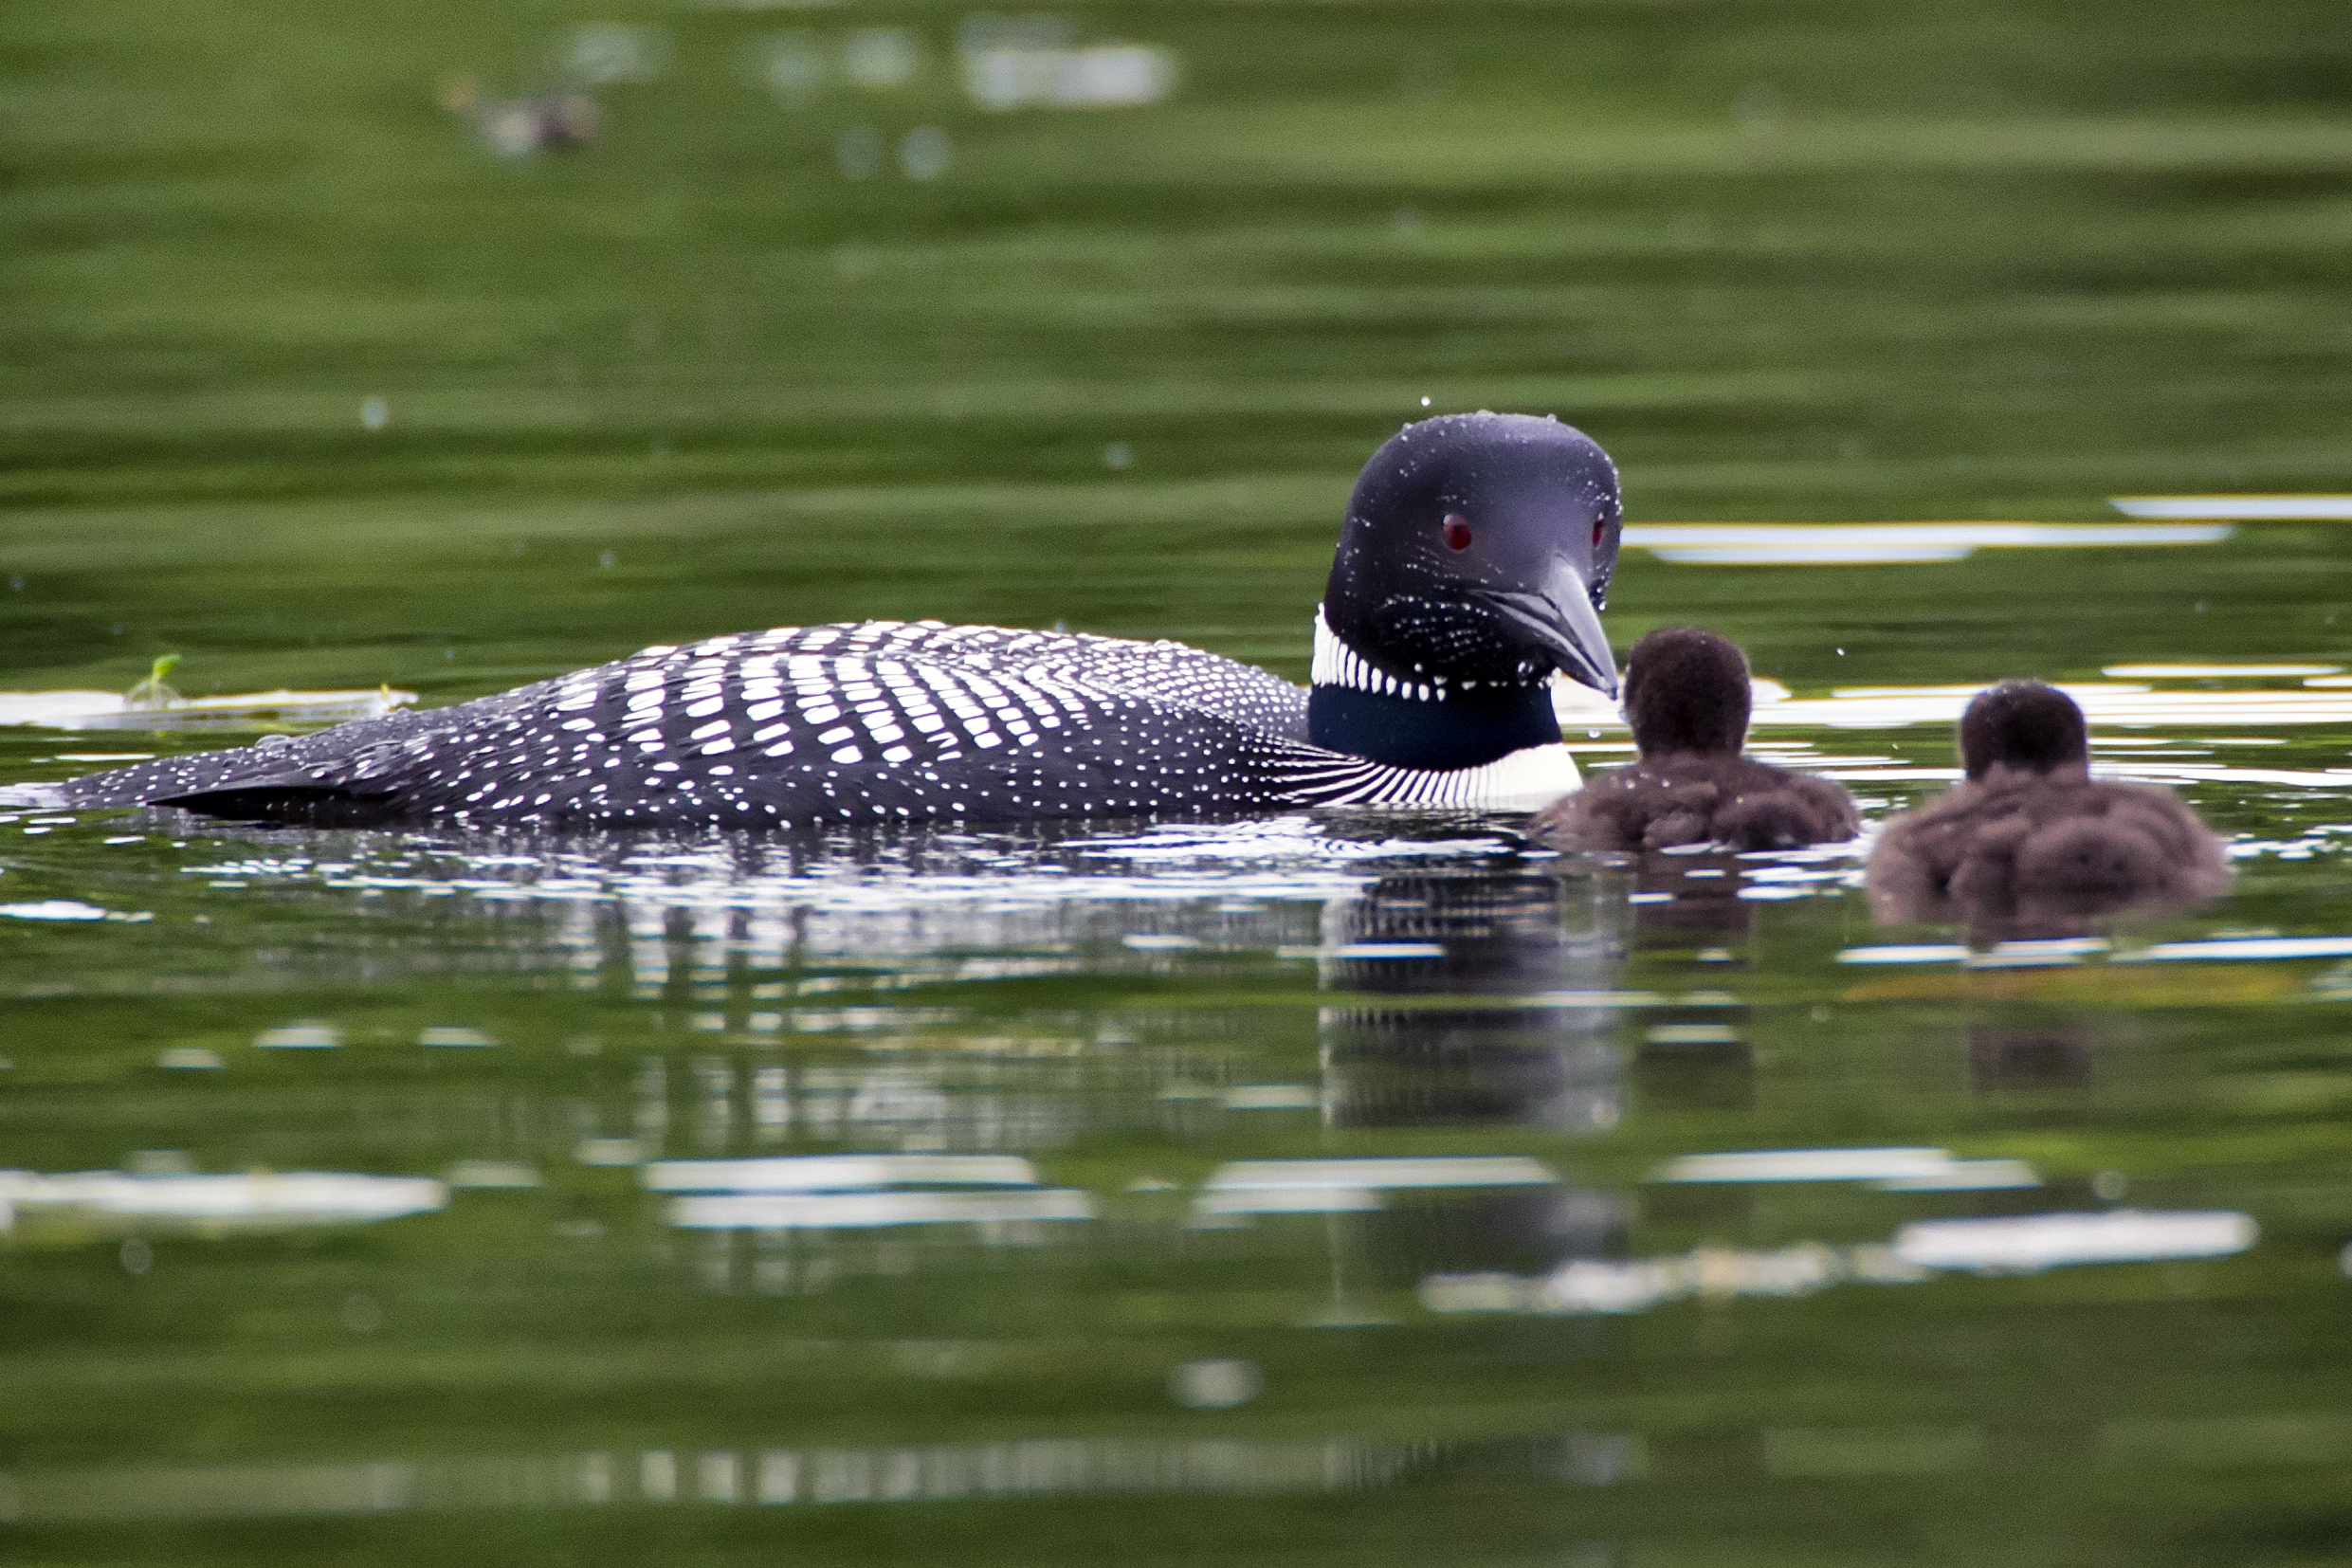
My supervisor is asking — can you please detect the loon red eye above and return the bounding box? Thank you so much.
[1442,513,1473,551]
[1592,517,1606,549]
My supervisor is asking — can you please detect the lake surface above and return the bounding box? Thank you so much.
[7,0,2352,1562]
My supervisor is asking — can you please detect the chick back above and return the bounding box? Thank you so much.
[1867,776,2229,924]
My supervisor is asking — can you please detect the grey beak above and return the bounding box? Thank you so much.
[1470,560,1619,698]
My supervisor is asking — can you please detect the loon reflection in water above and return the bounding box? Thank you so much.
[1307,867,1634,1293]
[60,413,1621,830]
[1317,869,1628,1133]
[1969,1021,2099,1091]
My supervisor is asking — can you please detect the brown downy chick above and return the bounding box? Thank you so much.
[1867,679,2230,926]
[1528,627,1858,852]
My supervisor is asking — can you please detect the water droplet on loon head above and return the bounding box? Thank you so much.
[1322,411,1622,699]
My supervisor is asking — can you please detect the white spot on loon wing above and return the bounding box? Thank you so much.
[108,621,1316,829]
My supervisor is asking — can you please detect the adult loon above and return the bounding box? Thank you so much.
[60,411,1622,830]
[1527,627,1857,852]
[1866,679,2230,926]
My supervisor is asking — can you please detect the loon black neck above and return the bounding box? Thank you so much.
[1308,683,1560,770]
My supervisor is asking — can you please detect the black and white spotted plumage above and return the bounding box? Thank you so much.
[64,411,1628,830]
[62,620,1541,828]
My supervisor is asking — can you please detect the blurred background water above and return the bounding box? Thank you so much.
[6,0,2352,1562]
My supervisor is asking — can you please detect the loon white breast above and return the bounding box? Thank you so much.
[61,411,1624,830]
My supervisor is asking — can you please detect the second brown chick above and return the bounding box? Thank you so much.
[1528,627,1858,852]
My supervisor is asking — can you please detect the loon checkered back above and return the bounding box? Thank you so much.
[67,622,1314,826]
[61,412,1624,830]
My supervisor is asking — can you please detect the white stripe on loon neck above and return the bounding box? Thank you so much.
[1311,607,1446,702]
[1308,605,1567,771]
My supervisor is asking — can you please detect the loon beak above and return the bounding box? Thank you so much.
[1471,561,1619,698]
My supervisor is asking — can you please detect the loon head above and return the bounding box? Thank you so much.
[1309,412,1622,770]
[1322,411,1620,700]
[1624,627,1751,758]
[1959,681,2090,782]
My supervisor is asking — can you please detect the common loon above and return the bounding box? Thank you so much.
[61,411,1622,830]
[1528,627,1857,852]
[1866,679,2230,926]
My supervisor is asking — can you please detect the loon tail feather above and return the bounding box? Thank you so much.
[153,782,398,828]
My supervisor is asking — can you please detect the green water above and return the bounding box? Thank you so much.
[7,0,2352,1561]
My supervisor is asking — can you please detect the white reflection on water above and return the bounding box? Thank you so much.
[0,1170,447,1232]
[2105,663,2342,678]
[1621,521,2230,565]
[1875,1160,2040,1191]
[1892,1210,2257,1273]
[0,686,413,731]
[1195,1156,1556,1217]
[1653,1147,2038,1188]
[9,1407,2343,1522]
[253,1021,341,1048]
[1423,1207,2255,1316]
[189,817,1502,941]
[667,1188,1096,1230]
[1566,676,2352,806]
[1961,938,2111,970]
[1194,1185,1382,1215]
[2115,936,2352,962]
[1207,1157,1556,1191]
[647,1154,1040,1191]
[660,1154,1580,1231]
[1084,819,1508,864]
[0,900,131,921]
[957,15,1177,111]
[1220,1083,1318,1109]
[1168,1358,1262,1409]
[0,1427,1624,1523]
[1842,935,2352,968]
[1422,1240,1928,1317]
[141,819,1525,1042]
[1751,683,2352,735]
[580,1049,1121,1163]
[2109,495,2352,520]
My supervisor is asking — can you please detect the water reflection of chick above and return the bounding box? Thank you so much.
[1373,1183,1630,1285]
[1629,852,1757,946]
[1968,1021,2095,1090]
[1636,1017,1756,1110]
[439,75,601,157]
[1318,869,1627,1130]
[1529,628,1858,853]
[1869,682,2230,933]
